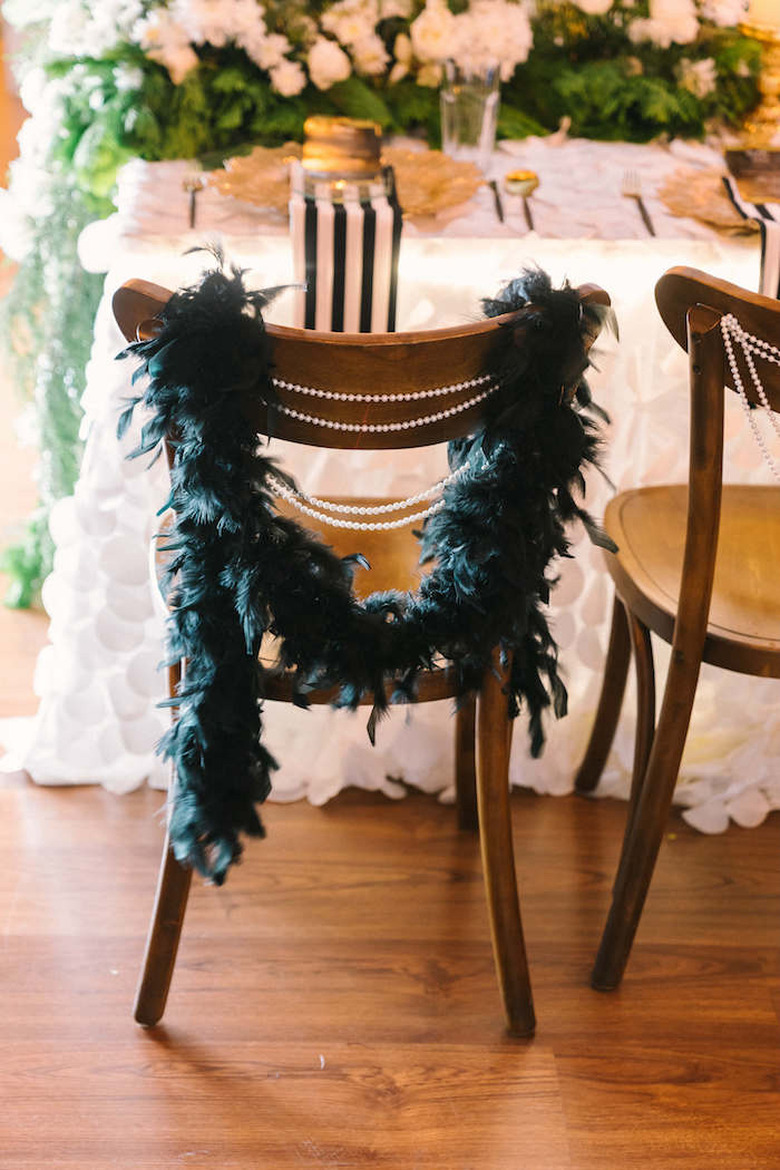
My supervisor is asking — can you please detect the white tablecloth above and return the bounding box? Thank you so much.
[3,138,779,834]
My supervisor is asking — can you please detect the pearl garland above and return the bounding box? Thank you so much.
[268,471,456,531]
[721,313,780,485]
[271,373,493,402]
[268,463,468,517]
[269,386,496,433]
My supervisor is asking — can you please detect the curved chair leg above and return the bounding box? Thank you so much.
[476,651,535,1037]
[134,659,193,1027]
[625,612,656,846]
[454,692,478,832]
[134,836,193,1026]
[592,648,700,992]
[574,594,631,794]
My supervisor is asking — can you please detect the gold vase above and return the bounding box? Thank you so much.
[740,21,780,148]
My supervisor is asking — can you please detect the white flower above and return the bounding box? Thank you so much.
[134,10,200,84]
[379,0,413,15]
[4,0,61,29]
[351,32,390,75]
[570,0,614,13]
[169,0,267,48]
[47,2,90,57]
[270,58,307,96]
[453,1,533,82]
[629,0,699,47]
[114,65,144,92]
[678,56,717,97]
[322,1,379,47]
[307,36,352,89]
[48,0,144,58]
[410,0,457,64]
[244,32,291,71]
[698,0,747,27]
[18,68,48,116]
[87,0,144,53]
[416,62,443,86]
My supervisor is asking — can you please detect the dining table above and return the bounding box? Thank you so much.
[3,133,778,837]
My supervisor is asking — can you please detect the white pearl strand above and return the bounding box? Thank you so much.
[269,386,495,433]
[268,462,468,517]
[720,314,780,485]
[269,470,462,531]
[271,373,493,403]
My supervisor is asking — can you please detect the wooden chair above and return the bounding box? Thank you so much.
[575,267,780,990]
[113,276,610,1036]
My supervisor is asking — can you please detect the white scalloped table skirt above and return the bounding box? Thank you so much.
[3,232,779,836]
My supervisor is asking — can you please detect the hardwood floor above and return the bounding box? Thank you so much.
[1,779,779,1169]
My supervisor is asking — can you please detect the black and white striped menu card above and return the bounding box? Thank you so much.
[290,161,403,333]
[723,175,780,300]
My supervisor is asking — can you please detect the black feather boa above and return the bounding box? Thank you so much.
[119,258,613,883]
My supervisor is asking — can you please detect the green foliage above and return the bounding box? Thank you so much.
[2,177,107,605]
[1,511,52,609]
[511,2,760,141]
[497,104,546,143]
[384,80,439,141]
[324,76,393,127]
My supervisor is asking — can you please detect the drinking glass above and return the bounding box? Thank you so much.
[439,59,500,173]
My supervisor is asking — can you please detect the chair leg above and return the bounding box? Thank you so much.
[591,645,700,992]
[574,594,631,794]
[476,651,535,1037]
[625,612,656,844]
[134,658,192,1027]
[134,835,193,1026]
[454,692,478,832]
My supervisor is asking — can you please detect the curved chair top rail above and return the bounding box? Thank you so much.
[113,278,611,450]
[655,266,780,413]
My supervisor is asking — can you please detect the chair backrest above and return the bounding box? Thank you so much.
[113,278,611,452]
[656,266,780,411]
[652,266,780,678]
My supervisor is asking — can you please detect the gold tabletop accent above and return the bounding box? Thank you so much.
[209,142,483,218]
[302,115,383,179]
[206,143,302,210]
[381,146,482,217]
[658,167,760,235]
[503,169,540,197]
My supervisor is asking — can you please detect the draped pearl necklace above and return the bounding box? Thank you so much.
[721,313,780,484]
[267,371,498,528]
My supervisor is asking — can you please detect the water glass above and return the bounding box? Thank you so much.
[440,60,500,173]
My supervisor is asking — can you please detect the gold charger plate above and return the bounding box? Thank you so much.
[658,166,760,236]
[207,143,483,219]
[207,143,302,211]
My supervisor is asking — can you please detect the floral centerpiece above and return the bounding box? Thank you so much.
[0,0,761,605]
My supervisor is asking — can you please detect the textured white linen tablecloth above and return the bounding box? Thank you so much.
[3,138,779,835]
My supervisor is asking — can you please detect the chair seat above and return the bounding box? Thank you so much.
[158,496,465,704]
[268,495,461,703]
[604,484,780,677]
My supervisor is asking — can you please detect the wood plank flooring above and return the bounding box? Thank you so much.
[1,779,779,1169]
